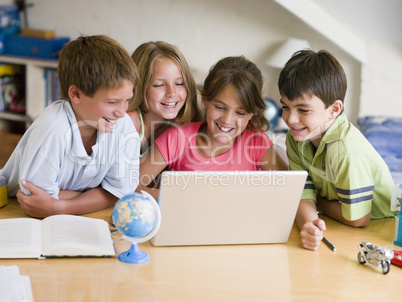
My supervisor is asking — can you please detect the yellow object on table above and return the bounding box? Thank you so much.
[0,175,7,207]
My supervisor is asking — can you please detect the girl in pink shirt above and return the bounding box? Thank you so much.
[138,56,287,199]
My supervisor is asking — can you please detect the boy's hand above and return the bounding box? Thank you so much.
[300,218,326,251]
[16,180,63,218]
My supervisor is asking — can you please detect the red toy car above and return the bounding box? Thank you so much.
[391,250,402,267]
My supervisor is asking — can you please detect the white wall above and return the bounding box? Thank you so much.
[360,42,402,118]
[3,0,400,124]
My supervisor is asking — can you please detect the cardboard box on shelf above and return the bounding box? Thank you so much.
[21,28,56,39]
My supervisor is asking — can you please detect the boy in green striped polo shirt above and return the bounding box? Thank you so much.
[278,49,395,251]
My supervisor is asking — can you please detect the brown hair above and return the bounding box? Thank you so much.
[278,49,347,108]
[200,55,269,131]
[58,35,138,101]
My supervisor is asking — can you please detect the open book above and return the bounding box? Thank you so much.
[0,215,115,258]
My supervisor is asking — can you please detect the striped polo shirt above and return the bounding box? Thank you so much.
[285,113,396,221]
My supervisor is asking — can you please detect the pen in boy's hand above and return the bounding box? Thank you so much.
[322,237,336,251]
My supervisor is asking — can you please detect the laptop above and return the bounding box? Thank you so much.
[151,170,307,246]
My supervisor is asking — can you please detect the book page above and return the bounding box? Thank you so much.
[0,218,42,258]
[41,215,115,256]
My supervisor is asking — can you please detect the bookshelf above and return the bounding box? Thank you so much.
[0,55,58,128]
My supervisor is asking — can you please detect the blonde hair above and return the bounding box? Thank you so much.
[58,35,138,101]
[127,41,198,124]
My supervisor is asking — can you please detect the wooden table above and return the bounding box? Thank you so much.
[1,198,402,301]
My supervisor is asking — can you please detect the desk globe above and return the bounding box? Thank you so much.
[112,191,161,264]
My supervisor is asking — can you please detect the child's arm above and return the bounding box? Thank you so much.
[58,190,83,200]
[16,181,117,218]
[317,195,371,227]
[260,146,288,170]
[295,198,326,251]
[136,145,168,201]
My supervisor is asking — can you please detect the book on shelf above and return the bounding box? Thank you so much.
[44,68,62,107]
[0,214,116,259]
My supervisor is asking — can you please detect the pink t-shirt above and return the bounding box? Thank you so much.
[155,122,273,171]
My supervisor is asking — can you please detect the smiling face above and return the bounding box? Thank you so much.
[280,94,342,148]
[70,80,134,137]
[145,58,187,122]
[203,85,253,149]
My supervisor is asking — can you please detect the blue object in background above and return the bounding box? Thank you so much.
[358,116,402,184]
[0,5,20,35]
[4,35,70,60]
[358,116,402,158]
[264,98,279,129]
[393,183,402,247]
[394,210,402,247]
[0,5,21,53]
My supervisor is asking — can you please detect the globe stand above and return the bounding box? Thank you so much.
[118,243,149,264]
[115,191,161,265]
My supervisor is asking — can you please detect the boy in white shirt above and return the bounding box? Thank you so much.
[0,35,140,218]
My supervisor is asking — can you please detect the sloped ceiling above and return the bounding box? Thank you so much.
[275,0,402,62]
[274,0,367,62]
[313,0,402,44]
